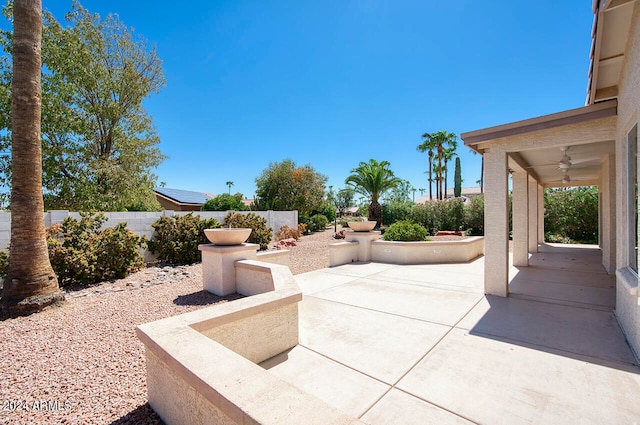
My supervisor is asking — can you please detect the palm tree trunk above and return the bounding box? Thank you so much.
[444,158,448,199]
[428,151,433,201]
[1,0,64,317]
[437,144,444,200]
[369,200,382,228]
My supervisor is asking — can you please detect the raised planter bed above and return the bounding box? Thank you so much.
[137,261,362,425]
[371,236,484,264]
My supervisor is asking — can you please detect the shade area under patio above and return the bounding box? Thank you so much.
[260,243,640,424]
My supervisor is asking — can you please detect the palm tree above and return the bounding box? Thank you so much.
[226,180,234,194]
[417,133,438,200]
[1,0,64,317]
[471,150,484,193]
[345,159,402,227]
[442,145,458,199]
[418,188,426,196]
[419,131,458,200]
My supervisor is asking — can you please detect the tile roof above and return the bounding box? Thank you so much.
[154,187,214,205]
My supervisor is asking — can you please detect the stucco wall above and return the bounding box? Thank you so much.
[614,1,640,359]
[0,209,298,256]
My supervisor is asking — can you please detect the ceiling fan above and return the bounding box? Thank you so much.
[526,146,601,170]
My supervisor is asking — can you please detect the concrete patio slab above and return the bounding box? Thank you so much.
[509,277,615,310]
[299,296,449,384]
[372,266,484,294]
[397,328,640,425]
[457,295,637,365]
[509,266,615,289]
[321,262,397,277]
[260,345,389,417]
[294,269,359,295]
[313,278,483,326]
[361,388,474,425]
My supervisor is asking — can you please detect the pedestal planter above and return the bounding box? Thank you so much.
[204,228,252,245]
[347,221,377,232]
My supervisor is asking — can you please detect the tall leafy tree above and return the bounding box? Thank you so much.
[225,181,234,194]
[255,159,327,216]
[1,0,64,317]
[0,1,165,211]
[335,187,355,217]
[345,159,402,227]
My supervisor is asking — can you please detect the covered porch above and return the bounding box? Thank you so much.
[461,99,618,297]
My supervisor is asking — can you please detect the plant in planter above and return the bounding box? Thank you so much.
[383,220,429,242]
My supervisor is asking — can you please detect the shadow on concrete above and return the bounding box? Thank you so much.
[173,291,244,306]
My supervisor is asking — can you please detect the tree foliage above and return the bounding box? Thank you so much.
[345,159,402,227]
[202,193,247,211]
[0,1,165,211]
[544,187,598,244]
[417,130,458,200]
[254,159,327,216]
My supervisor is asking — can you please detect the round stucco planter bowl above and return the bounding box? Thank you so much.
[204,228,252,245]
[347,221,377,232]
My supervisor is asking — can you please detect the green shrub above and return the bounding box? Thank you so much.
[0,250,8,278]
[148,213,221,264]
[46,212,146,286]
[223,212,272,250]
[202,193,248,211]
[382,201,413,226]
[464,195,484,235]
[544,187,598,244]
[411,198,465,234]
[318,203,337,223]
[383,220,429,242]
[306,214,328,232]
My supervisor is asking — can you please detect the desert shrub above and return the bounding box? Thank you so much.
[411,198,465,234]
[383,220,429,242]
[0,250,8,277]
[382,201,413,226]
[306,214,328,232]
[276,225,303,241]
[544,187,598,243]
[339,216,363,227]
[223,212,272,250]
[202,193,247,211]
[464,195,484,235]
[148,213,221,264]
[47,212,146,285]
[314,203,336,223]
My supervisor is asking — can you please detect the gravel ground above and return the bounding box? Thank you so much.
[0,227,472,424]
[0,227,342,424]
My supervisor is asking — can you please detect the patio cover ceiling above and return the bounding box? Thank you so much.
[461,99,617,188]
[587,0,636,104]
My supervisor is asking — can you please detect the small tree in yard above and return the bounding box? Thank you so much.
[345,159,402,227]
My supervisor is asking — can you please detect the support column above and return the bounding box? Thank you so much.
[538,184,545,244]
[483,148,509,297]
[601,154,616,273]
[512,171,529,267]
[199,243,259,295]
[528,176,538,253]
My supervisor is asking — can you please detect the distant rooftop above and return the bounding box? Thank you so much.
[154,187,214,205]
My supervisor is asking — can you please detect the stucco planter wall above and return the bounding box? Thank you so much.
[370,236,484,264]
[137,261,362,425]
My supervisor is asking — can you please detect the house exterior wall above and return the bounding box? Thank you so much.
[615,1,640,359]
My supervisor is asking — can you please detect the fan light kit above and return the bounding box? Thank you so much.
[558,147,572,170]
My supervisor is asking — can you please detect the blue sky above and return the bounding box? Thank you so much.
[41,1,593,200]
